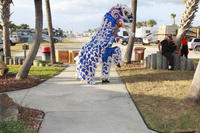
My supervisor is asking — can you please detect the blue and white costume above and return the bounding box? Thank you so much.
[76,4,133,84]
[101,46,122,80]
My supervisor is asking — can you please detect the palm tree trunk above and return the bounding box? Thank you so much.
[1,0,12,58]
[173,18,175,25]
[123,0,137,63]
[16,0,43,79]
[186,60,200,104]
[45,0,56,64]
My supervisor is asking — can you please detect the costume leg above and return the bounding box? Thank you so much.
[112,46,122,65]
[101,56,112,80]
[87,57,97,85]
[101,46,122,80]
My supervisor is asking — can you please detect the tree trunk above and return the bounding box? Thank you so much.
[173,18,175,25]
[45,0,56,64]
[16,0,43,79]
[1,1,12,58]
[186,60,200,104]
[123,0,137,63]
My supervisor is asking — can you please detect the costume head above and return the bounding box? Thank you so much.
[119,4,133,23]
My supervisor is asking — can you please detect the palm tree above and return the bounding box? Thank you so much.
[0,0,12,58]
[142,21,147,27]
[9,23,17,35]
[171,13,176,25]
[147,19,157,27]
[176,0,199,50]
[19,24,29,29]
[136,22,143,28]
[176,0,200,104]
[45,0,56,64]
[16,0,43,79]
[123,0,137,63]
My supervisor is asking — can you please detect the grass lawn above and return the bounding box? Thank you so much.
[0,65,65,93]
[11,38,85,56]
[117,66,200,133]
[8,65,65,80]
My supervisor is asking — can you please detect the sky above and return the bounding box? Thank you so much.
[9,0,200,33]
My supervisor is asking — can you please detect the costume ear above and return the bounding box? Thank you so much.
[116,3,122,9]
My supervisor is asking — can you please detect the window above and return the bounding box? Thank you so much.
[194,39,200,42]
[145,30,151,34]
[123,31,129,36]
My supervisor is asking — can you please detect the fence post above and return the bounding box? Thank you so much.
[180,56,187,70]
[147,55,151,69]
[156,52,162,70]
[162,56,168,69]
[174,54,180,70]
[151,53,157,69]
[5,57,10,65]
[9,58,13,65]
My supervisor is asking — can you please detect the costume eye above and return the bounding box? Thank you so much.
[124,11,129,16]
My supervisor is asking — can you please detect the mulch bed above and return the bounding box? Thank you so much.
[0,73,44,132]
[18,106,45,132]
[0,73,41,93]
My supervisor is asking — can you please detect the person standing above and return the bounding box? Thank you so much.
[180,36,189,59]
[158,35,177,70]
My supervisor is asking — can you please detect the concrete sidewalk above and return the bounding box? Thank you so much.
[7,65,154,133]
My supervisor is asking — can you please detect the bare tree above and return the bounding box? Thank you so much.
[16,0,43,79]
[176,0,199,50]
[45,0,56,64]
[123,0,137,63]
[0,0,12,58]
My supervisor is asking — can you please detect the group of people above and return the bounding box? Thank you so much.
[158,35,189,70]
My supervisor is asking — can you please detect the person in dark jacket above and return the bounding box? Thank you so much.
[158,35,177,70]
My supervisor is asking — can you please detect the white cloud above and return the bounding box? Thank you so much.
[51,0,92,11]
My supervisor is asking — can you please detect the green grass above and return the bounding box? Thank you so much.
[8,65,65,80]
[0,120,36,133]
[117,66,200,133]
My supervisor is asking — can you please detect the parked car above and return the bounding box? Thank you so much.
[0,34,16,46]
[119,37,129,45]
[119,37,147,46]
[10,35,20,45]
[188,38,200,51]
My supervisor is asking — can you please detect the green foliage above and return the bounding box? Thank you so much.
[0,120,36,133]
[19,24,29,29]
[171,13,176,18]
[136,19,157,28]
[8,65,65,80]
[38,60,50,64]
[147,19,157,27]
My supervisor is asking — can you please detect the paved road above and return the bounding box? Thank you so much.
[7,65,155,133]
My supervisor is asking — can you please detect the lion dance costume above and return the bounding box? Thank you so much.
[76,4,133,84]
